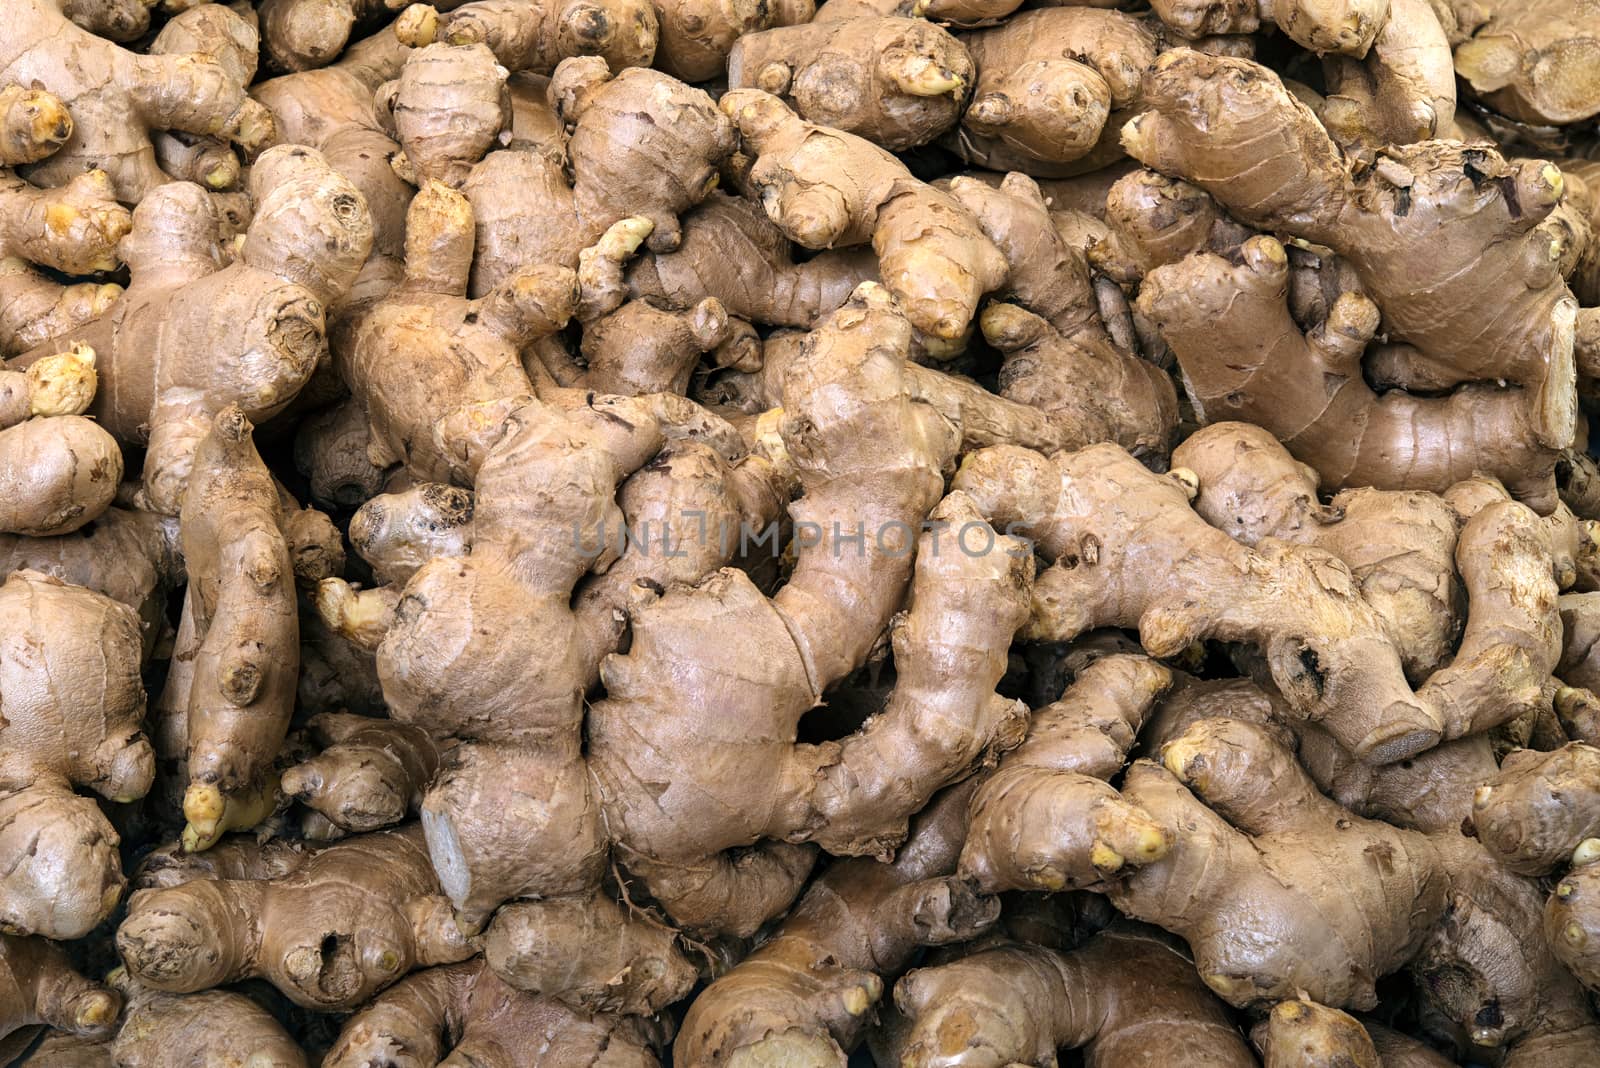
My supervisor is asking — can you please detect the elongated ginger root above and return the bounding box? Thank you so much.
[727,8,972,151]
[396,0,659,76]
[116,826,473,1010]
[325,959,666,1068]
[0,346,122,537]
[953,10,1155,175]
[1453,0,1600,125]
[892,923,1256,1068]
[2,0,273,202]
[0,570,147,939]
[108,972,306,1068]
[676,782,998,1066]
[1141,233,1566,508]
[14,146,372,515]
[624,191,875,329]
[156,407,299,852]
[0,934,119,1062]
[334,180,576,483]
[722,90,1005,341]
[1125,50,1579,461]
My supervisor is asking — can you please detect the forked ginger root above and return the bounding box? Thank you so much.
[14,145,373,515]
[3,0,273,202]
[0,933,119,1061]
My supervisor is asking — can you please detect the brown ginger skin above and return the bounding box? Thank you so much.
[159,406,299,852]
[281,712,444,833]
[0,504,182,654]
[952,442,1552,762]
[953,10,1155,175]
[334,179,576,483]
[0,84,72,166]
[1,0,273,202]
[1473,744,1600,876]
[379,42,511,188]
[14,146,373,516]
[257,0,406,73]
[1452,0,1600,125]
[960,654,1175,895]
[676,783,999,1066]
[1145,0,1387,55]
[0,410,123,537]
[721,89,1006,341]
[1125,50,1579,464]
[0,570,147,939]
[324,959,666,1068]
[0,258,121,358]
[109,975,307,1068]
[1148,679,1600,1061]
[624,190,875,330]
[589,287,1032,933]
[574,295,756,396]
[1173,421,1460,678]
[1139,232,1565,509]
[947,172,1177,458]
[458,56,735,296]
[0,934,119,1062]
[252,28,418,283]
[116,825,473,1010]
[727,11,973,152]
[892,923,1256,1068]
[1319,0,1459,151]
[397,0,659,77]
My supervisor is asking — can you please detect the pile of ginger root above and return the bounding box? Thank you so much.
[5,0,1600,1064]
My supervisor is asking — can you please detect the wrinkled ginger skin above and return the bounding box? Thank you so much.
[160,407,299,853]
[0,934,119,1062]
[1113,719,1447,1010]
[1253,999,1384,1068]
[1125,50,1579,461]
[960,654,1175,895]
[893,924,1256,1068]
[955,443,1465,763]
[1474,744,1600,876]
[325,959,664,1068]
[334,179,575,483]
[1140,233,1564,509]
[15,147,373,516]
[723,89,1005,340]
[459,57,735,296]
[1174,422,1461,680]
[399,0,660,77]
[281,712,444,833]
[109,981,307,1068]
[0,85,72,167]
[676,783,996,1067]
[0,570,147,939]
[116,825,473,1010]
[590,287,1034,934]
[727,14,973,152]
[1,0,273,202]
